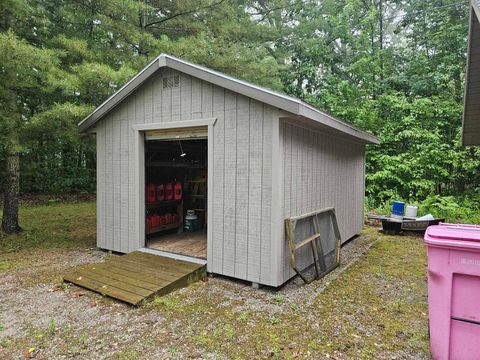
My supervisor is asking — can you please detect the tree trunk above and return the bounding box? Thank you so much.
[1,151,22,234]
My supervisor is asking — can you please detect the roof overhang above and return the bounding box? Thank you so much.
[462,2,480,146]
[78,54,379,145]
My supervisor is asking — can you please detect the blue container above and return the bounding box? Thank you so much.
[392,201,405,216]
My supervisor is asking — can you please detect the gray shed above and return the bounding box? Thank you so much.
[79,54,379,287]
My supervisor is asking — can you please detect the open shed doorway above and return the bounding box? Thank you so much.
[144,127,208,260]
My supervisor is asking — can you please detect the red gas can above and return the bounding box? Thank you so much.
[157,184,165,202]
[159,214,166,226]
[146,183,156,203]
[151,214,160,227]
[165,183,173,201]
[174,182,182,200]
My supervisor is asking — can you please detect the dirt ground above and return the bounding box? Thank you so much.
[0,227,430,359]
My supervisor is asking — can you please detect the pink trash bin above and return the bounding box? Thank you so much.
[424,223,480,360]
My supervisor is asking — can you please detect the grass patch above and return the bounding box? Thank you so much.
[308,228,429,357]
[151,296,179,310]
[0,260,16,272]
[0,201,96,253]
[271,294,286,303]
[116,349,141,360]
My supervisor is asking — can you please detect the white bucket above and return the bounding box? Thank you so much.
[405,205,418,218]
[391,213,404,221]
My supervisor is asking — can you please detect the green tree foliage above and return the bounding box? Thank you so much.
[264,0,479,207]
[23,103,95,193]
[0,0,284,194]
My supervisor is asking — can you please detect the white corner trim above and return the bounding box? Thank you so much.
[137,248,207,265]
[132,118,217,131]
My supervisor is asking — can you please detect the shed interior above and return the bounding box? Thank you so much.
[145,137,207,259]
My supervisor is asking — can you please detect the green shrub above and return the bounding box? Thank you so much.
[367,192,480,224]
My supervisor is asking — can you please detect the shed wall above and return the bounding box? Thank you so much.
[279,121,365,284]
[95,68,278,286]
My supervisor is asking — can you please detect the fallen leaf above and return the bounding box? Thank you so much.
[48,286,63,293]
[23,347,37,358]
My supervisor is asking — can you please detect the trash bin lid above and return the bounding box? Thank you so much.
[425,224,480,250]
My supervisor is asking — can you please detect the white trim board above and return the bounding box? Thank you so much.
[137,248,207,265]
[136,122,214,268]
[132,118,217,131]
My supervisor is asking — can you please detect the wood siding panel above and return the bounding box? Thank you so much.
[191,77,202,118]
[234,95,250,279]
[279,121,365,284]
[260,106,274,285]
[222,91,237,277]
[211,86,225,274]
[96,124,105,249]
[112,109,121,251]
[161,71,172,122]
[202,82,214,118]
[180,74,192,119]
[119,101,130,253]
[104,115,113,250]
[94,69,276,285]
[153,73,163,123]
[143,79,153,124]
[247,100,263,281]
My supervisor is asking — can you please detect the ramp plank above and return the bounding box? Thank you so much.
[106,259,181,282]
[63,251,206,305]
[63,272,145,305]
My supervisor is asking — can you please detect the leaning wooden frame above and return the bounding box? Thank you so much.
[285,207,342,284]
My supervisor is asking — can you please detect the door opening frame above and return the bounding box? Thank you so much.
[132,118,216,262]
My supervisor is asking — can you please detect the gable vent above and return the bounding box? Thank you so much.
[162,75,180,89]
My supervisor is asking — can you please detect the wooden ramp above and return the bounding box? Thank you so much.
[63,251,206,305]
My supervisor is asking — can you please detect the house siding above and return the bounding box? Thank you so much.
[278,121,365,284]
[463,6,480,145]
[95,68,278,286]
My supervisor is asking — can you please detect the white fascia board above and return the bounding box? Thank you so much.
[298,103,380,144]
[163,55,301,114]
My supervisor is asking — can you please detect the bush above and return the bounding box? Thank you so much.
[367,192,480,224]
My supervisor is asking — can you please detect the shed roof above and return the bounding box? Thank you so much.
[78,54,379,144]
[463,1,480,145]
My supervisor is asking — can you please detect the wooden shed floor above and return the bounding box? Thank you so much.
[63,251,206,305]
[147,229,207,259]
